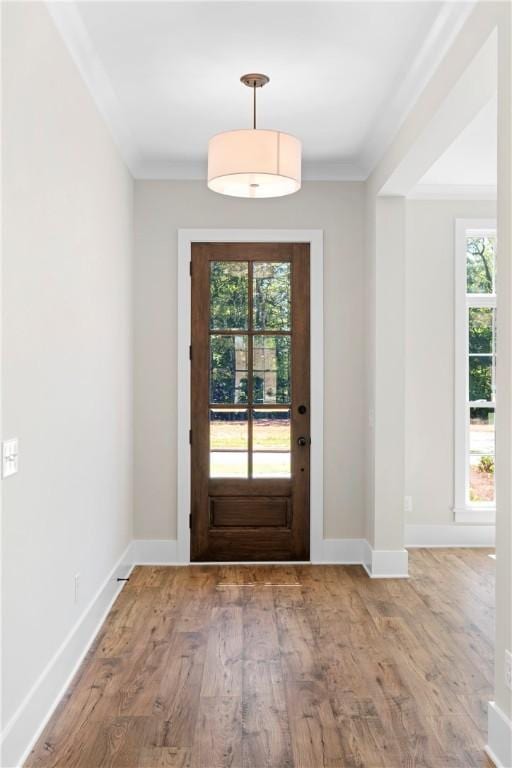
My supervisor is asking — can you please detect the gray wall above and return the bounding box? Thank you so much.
[134,180,366,540]
[405,198,496,526]
[2,2,133,727]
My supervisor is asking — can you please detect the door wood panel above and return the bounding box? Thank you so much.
[190,242,310,561]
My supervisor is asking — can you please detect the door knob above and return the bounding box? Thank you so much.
[297,436,309,447]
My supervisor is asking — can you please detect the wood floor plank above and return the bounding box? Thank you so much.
[242,692,293,768]
[152,631,207,745]
[200,606,243,697]
[139,747,191,768]
[285,680,345,768]
[25,551,495,768]
[190,696,242,768]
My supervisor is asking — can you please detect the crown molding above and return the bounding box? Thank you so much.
[134,156,366,181]
[302,160,366,182]
[47,0,475,184]
[408,183,497,200]
[357,1,477,177]
[46,2,365,182]
[46,2,141,176]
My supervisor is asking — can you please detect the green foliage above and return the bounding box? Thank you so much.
[466,237,495,294]
[210,262,248,330]
[478,455,495,474]
[253,336,291,403]
[209,262,291,405]
[469,356,493,401]
[468,307,493,353]
[210,335,248,403]
[253,263,291,330]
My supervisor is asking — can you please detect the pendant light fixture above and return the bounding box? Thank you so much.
[207,74,301,198]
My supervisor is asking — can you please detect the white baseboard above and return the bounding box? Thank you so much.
[486,701,512,768]
[313,538,366,564]
[0,544,133,768]
[405,524,496,548]
[131,538,179,564]
[132,537,367,567]
[362,541,409,578]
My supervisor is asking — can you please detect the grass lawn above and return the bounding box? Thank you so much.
[210,419,291,477]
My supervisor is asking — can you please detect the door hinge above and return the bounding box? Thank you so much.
[189,261,192,276]
[189,429,192,444]
[189,513,192,529]
[189,344,192,360]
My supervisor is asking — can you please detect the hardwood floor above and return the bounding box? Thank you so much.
[26,550,496,768]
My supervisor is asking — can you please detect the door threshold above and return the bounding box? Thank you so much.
[190,561,312,566]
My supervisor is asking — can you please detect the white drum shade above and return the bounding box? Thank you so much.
[208,129,301,198]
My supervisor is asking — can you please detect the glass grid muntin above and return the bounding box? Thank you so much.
[208,260,292,478]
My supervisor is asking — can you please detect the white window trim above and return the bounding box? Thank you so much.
[454,219,497,524]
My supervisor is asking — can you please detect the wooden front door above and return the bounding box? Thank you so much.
[190,242,310,561]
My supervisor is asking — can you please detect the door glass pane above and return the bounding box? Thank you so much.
[210,409,248,450]
[253,410,291,479]
[469,356,493,402]
[253,409,291,451]
[210,409,248,478]
[210,335,248,404]
[466,236,496,294]
[210,261,248,330]
[253,452,291,478]
[253,262,291,330]
[469,407,495,456]
[210,452,248,479]
[253,336,291,404]
[469,307,494,354]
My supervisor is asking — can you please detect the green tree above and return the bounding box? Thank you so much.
[466,237,495,293]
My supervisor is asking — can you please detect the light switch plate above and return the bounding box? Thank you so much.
[505,649,512,691]
[3,438,19,478]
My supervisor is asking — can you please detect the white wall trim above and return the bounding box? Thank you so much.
[362,541,409,578]
[405,524,496,548]
[316,538,366,565]
[0,544,133,768]
[131,538,179,565]
[453,506,497,525]
[136,158,366,182]
[360,1,477,177]
[486,701,512,768]
[177,229,324,564]
[408,184,497,201]
[45,1,474,184]
[45,2,141,176]
[131,538,396,570]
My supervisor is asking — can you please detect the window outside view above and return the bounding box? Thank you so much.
[466,234,496,505]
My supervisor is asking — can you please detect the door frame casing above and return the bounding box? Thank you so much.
[177,229,324,564]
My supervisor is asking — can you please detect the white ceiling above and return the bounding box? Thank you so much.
[48,1,475,180]
[414,95,497,195]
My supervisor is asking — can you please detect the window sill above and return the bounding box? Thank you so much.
[453,506,496,524]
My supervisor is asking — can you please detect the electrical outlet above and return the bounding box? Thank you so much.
[404,496,413,514]
[74,573,80,604]
[505,650,512,691]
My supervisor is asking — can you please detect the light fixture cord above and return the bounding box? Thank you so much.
[253,82,256,129]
